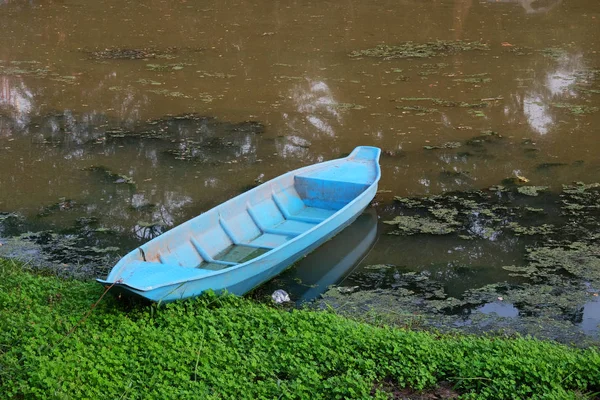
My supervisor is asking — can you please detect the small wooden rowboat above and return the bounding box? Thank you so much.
[98,146,381,302]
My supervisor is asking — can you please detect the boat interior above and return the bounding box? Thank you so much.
[128,147,379,275]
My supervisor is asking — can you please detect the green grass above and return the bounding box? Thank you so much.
[1,258,599,399]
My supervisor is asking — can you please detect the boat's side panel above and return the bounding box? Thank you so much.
[102,146,382,301]
[119,183,378,302]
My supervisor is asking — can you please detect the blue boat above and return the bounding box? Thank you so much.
[97,146,381,302]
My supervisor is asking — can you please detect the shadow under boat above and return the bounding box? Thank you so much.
[257,208,379,305]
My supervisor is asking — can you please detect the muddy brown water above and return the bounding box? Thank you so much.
[1,0,600,338]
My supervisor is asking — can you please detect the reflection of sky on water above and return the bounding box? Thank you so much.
[279,79,342,156]
[477,301,519,318]
[0,76,34,130]
[523,94,553,135]
[486,0,561,14]
[520,52,586,135]
[580,297,600,334]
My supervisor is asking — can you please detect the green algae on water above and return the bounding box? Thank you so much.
[540,47,568,60]
[88,47,179,60]
[328,182,600,343]
[349,40,488,60]
[332,103,366,111]
[423,141,461,150]
[516,186,548,196]
[84,166,136,186]
[383,215,458,235]
[551,103,599,115]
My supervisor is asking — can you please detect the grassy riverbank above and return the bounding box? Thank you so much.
[1,259,599,399]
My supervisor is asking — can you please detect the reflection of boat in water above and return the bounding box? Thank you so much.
[276,208,378,304]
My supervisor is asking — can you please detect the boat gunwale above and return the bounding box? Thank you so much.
[99,146,382,292]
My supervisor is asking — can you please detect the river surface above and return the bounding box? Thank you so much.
[1,0,600,341]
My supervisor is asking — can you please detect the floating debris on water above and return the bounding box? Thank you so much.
[539,47,568,60]
[146,63,191,71]
[0,60,48,76]
[332,103,366,111]
[87,47,181,60]
[37,198,81,217]
[423,142,461,150]
[84,166,136,186]
[551,103,599,115]
[349,40,488,60]
[271,289,291,304]
[516,186,549,196]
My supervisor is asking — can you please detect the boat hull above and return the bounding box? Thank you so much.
[98,146,381,302]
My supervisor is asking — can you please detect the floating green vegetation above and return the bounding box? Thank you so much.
[384,215,458,235]
[551,102,599,115]
[396,105,438,115]
[146,63,190,71]
[397,97,489,108]
[0,230,120,278]
[536,162,567,170]
[37,198,80,217]
[453,77,492,84]
[540,47,568,60]
[468,109,486,118]
[137,78,163,86]
[517,186,549,197]
[423,141,461,150]
[419,62,449,69]
[322,182,600,344]
[506,222,554,236]
[276,75,303,81]
[465,130,502,146]
[576,87,600,95]
[84,166,135,186]
[88,47,179,60]
[0,60,48,77]
[349,40,488,60]
[49,75,77,84]
[505,45,533,56]
[148,88,187,97]
[196,70,236,79]
[0,212,20,222]
[332,103,365,110]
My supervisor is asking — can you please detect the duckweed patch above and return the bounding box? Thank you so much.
[551,103,599,115]
[332,103,366,110]
[147,88,192,99]
[423,141,462,150]
[87,47,180,60]
[84,166,136,186]
[349,40,488,60]
[517,186,549,196]
[397,97,490,108]
[324,183,600,343]
[396,105,438,114]
[146,62,190,71]
[0,60,48,76]
[384,215,457,235]
[37,198,82,217]
[453,77,492,84]
[540,47,568,60]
